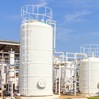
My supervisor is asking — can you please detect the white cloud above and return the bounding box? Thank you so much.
[57,28,72,40]
[90,32,99,36]
[37,0,48,6]
[8,0,48,20]
[28,0,48,6]
[65,0,99,9]
[6,15,20,20]
[31,0,47,6]
[57,28,79,41]
[57,27,99,42]
[9,15,20,18]
[65,10,91,23]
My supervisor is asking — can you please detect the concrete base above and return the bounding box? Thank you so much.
[18,95,59,99]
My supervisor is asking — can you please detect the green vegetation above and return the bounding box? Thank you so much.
[64,97,99,99]
[88,97,99,99]
[64,98,71,99]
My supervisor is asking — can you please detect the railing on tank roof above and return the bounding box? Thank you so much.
[21,5,52,23]
[80,44,99,57]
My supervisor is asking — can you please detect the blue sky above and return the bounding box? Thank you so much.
[0,0,99,52]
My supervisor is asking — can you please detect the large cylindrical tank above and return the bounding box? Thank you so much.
[79,57,99,96]
[19,21,53,96]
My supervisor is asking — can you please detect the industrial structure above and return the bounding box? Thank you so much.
[0,40,19,98]
[20,5,55,98]
[0,5,99,99]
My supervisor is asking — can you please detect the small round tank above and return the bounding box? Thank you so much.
[8,68,15,82]
[79,57,99,96]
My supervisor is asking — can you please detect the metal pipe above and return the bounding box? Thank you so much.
[14,67,16,91]
[74,55,77,95]
[55,69,57,93]
[66,52,87,61]
[59,64,61,96]
[11,82,14,98]
[53,51,65,94]
[46,20,57,95]
[65,52,87,95]
[54,51,65,60]
[46,20,56,51]
[88,58,90,96]
[54,23,56,50]
[75,53,87,58]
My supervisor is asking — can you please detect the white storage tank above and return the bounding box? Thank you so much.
[19,5,54,97]
[9,51,15,65]
[66,62,74,79]
[8,68,15,82]
[79,57,99,96]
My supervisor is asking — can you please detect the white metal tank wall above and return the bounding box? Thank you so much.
[9,51,15,65]
[66,62,74,79]
[0,64,6,86]
[79,57,99,96]
[19,21,53,96]
[8,68,15,83]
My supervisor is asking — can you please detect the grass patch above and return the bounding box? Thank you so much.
[88,97,99,99]
[64,98,71,99]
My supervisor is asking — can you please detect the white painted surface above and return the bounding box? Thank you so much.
[8,68,15,82]
[66,64,74,79]
[0,64,6,85]
[20,95,59,99]
[79,57,99,96]
[20,21,53,96]
[9,51,15,65]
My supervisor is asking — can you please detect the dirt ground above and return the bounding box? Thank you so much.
[59,94,86,99]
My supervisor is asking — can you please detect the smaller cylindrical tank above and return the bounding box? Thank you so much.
[66,62,74,79]
[0,64,6,86]
[79,57,99,96]
[9,51,15,65]
[8,68,15,82]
